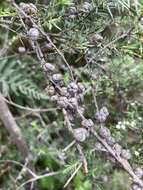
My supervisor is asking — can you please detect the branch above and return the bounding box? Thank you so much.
[0,93,29,159]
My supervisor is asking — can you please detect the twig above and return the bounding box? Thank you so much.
[63,109,88,174]
[0,93,29,159]
[0,160,36,177]
[86,14,142,67]
[63,163,82,188]
[16,171,60,190]
[2,96,58,112]
[90,127,143,187]
[62,140,76,152]
[11,0,74,80]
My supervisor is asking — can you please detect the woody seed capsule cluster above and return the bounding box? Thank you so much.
[28,28,40,41]
[20,2,37,15]
[95,106,109,123]
[130,168,143,190]
[73,128,89,142]
[17,3,143,187]
[95,118,132,162]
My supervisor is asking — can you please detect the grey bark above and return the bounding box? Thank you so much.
[0,93,29,159]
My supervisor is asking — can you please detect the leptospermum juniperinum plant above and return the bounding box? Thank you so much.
[12,1,143,189]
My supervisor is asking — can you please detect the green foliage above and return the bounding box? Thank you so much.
[105,171,130,190]
[110,55,143,89]
[0,59,48,100]
[58,0,73,6]
[0,7,16,17]
[73,171,92,190]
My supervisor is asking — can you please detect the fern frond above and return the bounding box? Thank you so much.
[0,59,48,100]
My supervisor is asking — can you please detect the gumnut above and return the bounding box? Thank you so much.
[95,106,109,122]
[50,95,58,102]
[73,128,89,142]
[68,6,77,14]
[57,96,68,109]
[41,42,53,52]
[45,86,55,96]
[28,27,39,41]
[113,143,122,156]
[77,94,84,103]
[68,97,78,109]
[77,83,85,94]
[52,74,63,84]
[106,136,115,146]
[20,3,37,15]
[95,142,107,152]
[89,34,103,44]
[60,87,69,97]
[43,63,55,72]
[132,184,142,190]
[99,126,111,139]
[121,149,132,160]
[67,82,78,96]
[134,168,143,179]
[28,3,37,14]
[18,46,26,54]
[81,2,93,12]
[81,119,94,128]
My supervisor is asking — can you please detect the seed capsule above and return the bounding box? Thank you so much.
[28,28,39,41]
[95,142,107,152]
[45,86,55,96]
[99,126,111,139]
[81,119,94,128]
[52,74,63,83]
[67,82,78,96]
[79,107,85,115]
[113,143,122,156]
[29,3,37,14]
[121,149,132,160]
[60,87,69,97]
[20,3,37,15]
[106,136,115,146]
[41,42,53,52]
[18,46,26,54]
[50,95,58,102]
[69,6,77,14]
[19,3,29,13]
[89,34,103,44]
[77,94,84,103]
[57,96,68,109]
[43,63,55,72]
[132,184,142,190]
[69,97,77,109]
[95,106,109,123]
[73,128,89,142]
[134,168,143,179]
[78,83,85,94]
[81,2,93,12]
[68,82,78,90]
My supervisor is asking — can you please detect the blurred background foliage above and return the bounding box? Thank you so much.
[0,0,143,189]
